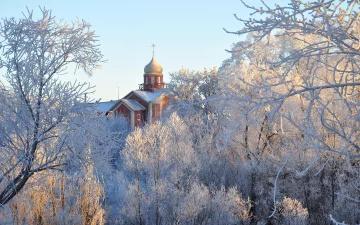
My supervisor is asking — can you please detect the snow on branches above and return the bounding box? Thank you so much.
[0,8,107,206]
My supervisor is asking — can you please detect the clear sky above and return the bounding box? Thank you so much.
[0,0,278,101]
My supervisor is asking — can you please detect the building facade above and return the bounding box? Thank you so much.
[93,56,168,130]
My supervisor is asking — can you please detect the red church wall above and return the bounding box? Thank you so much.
[142,111,147,123]
[115,104,130,118]
[144,74,164,91]
[134,110,144,127]
[154,74,164,89]
[115,104,131,126]
[115,105,145,128]
[152,104,161,122]
[128,94,149,123]
[156,104,160,119]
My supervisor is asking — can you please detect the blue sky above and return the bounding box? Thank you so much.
[0,0,278,101]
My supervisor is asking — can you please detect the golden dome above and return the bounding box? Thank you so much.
[144,57,163,74]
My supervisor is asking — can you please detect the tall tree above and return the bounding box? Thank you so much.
[223,0,360,223]
[0,8,104,205]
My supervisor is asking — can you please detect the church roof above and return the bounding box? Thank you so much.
[91,100,119,114]
[144,57,163,74]
[119,99,145,111]
[126,89,167,103]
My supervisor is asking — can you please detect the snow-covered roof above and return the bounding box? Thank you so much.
[129,89,167,103]
[91,100,119,113]
[119,99,145,111]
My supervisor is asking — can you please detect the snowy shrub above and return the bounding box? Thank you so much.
[277,197,308,225]
[0,171,105,225]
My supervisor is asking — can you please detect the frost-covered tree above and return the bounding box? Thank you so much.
[168,67,219,118]
[219,0,360,223]
[0,169,106,225]
[0,8,104,206]
[228,0,360,166]
[121,114,199,225]
[120,113,251,225]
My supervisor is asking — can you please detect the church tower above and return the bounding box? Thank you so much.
[94,45,169,130]
[141,45,165,92]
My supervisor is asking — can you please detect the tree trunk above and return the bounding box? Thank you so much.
[249,172,257,224]
[136,162,143,225]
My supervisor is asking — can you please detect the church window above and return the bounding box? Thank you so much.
[145,77,148,84]
[158,77,160,83]
[151,77,155,84]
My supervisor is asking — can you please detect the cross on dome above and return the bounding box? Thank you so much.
[144,44,163,74]
[152,44,156,58]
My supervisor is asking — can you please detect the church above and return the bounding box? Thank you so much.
[92,52,169,130]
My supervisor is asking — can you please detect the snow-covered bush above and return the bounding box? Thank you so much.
[119,114,251,225]
[276,197,308,225]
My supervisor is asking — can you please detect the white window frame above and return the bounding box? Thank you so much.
[137,114,141,120]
